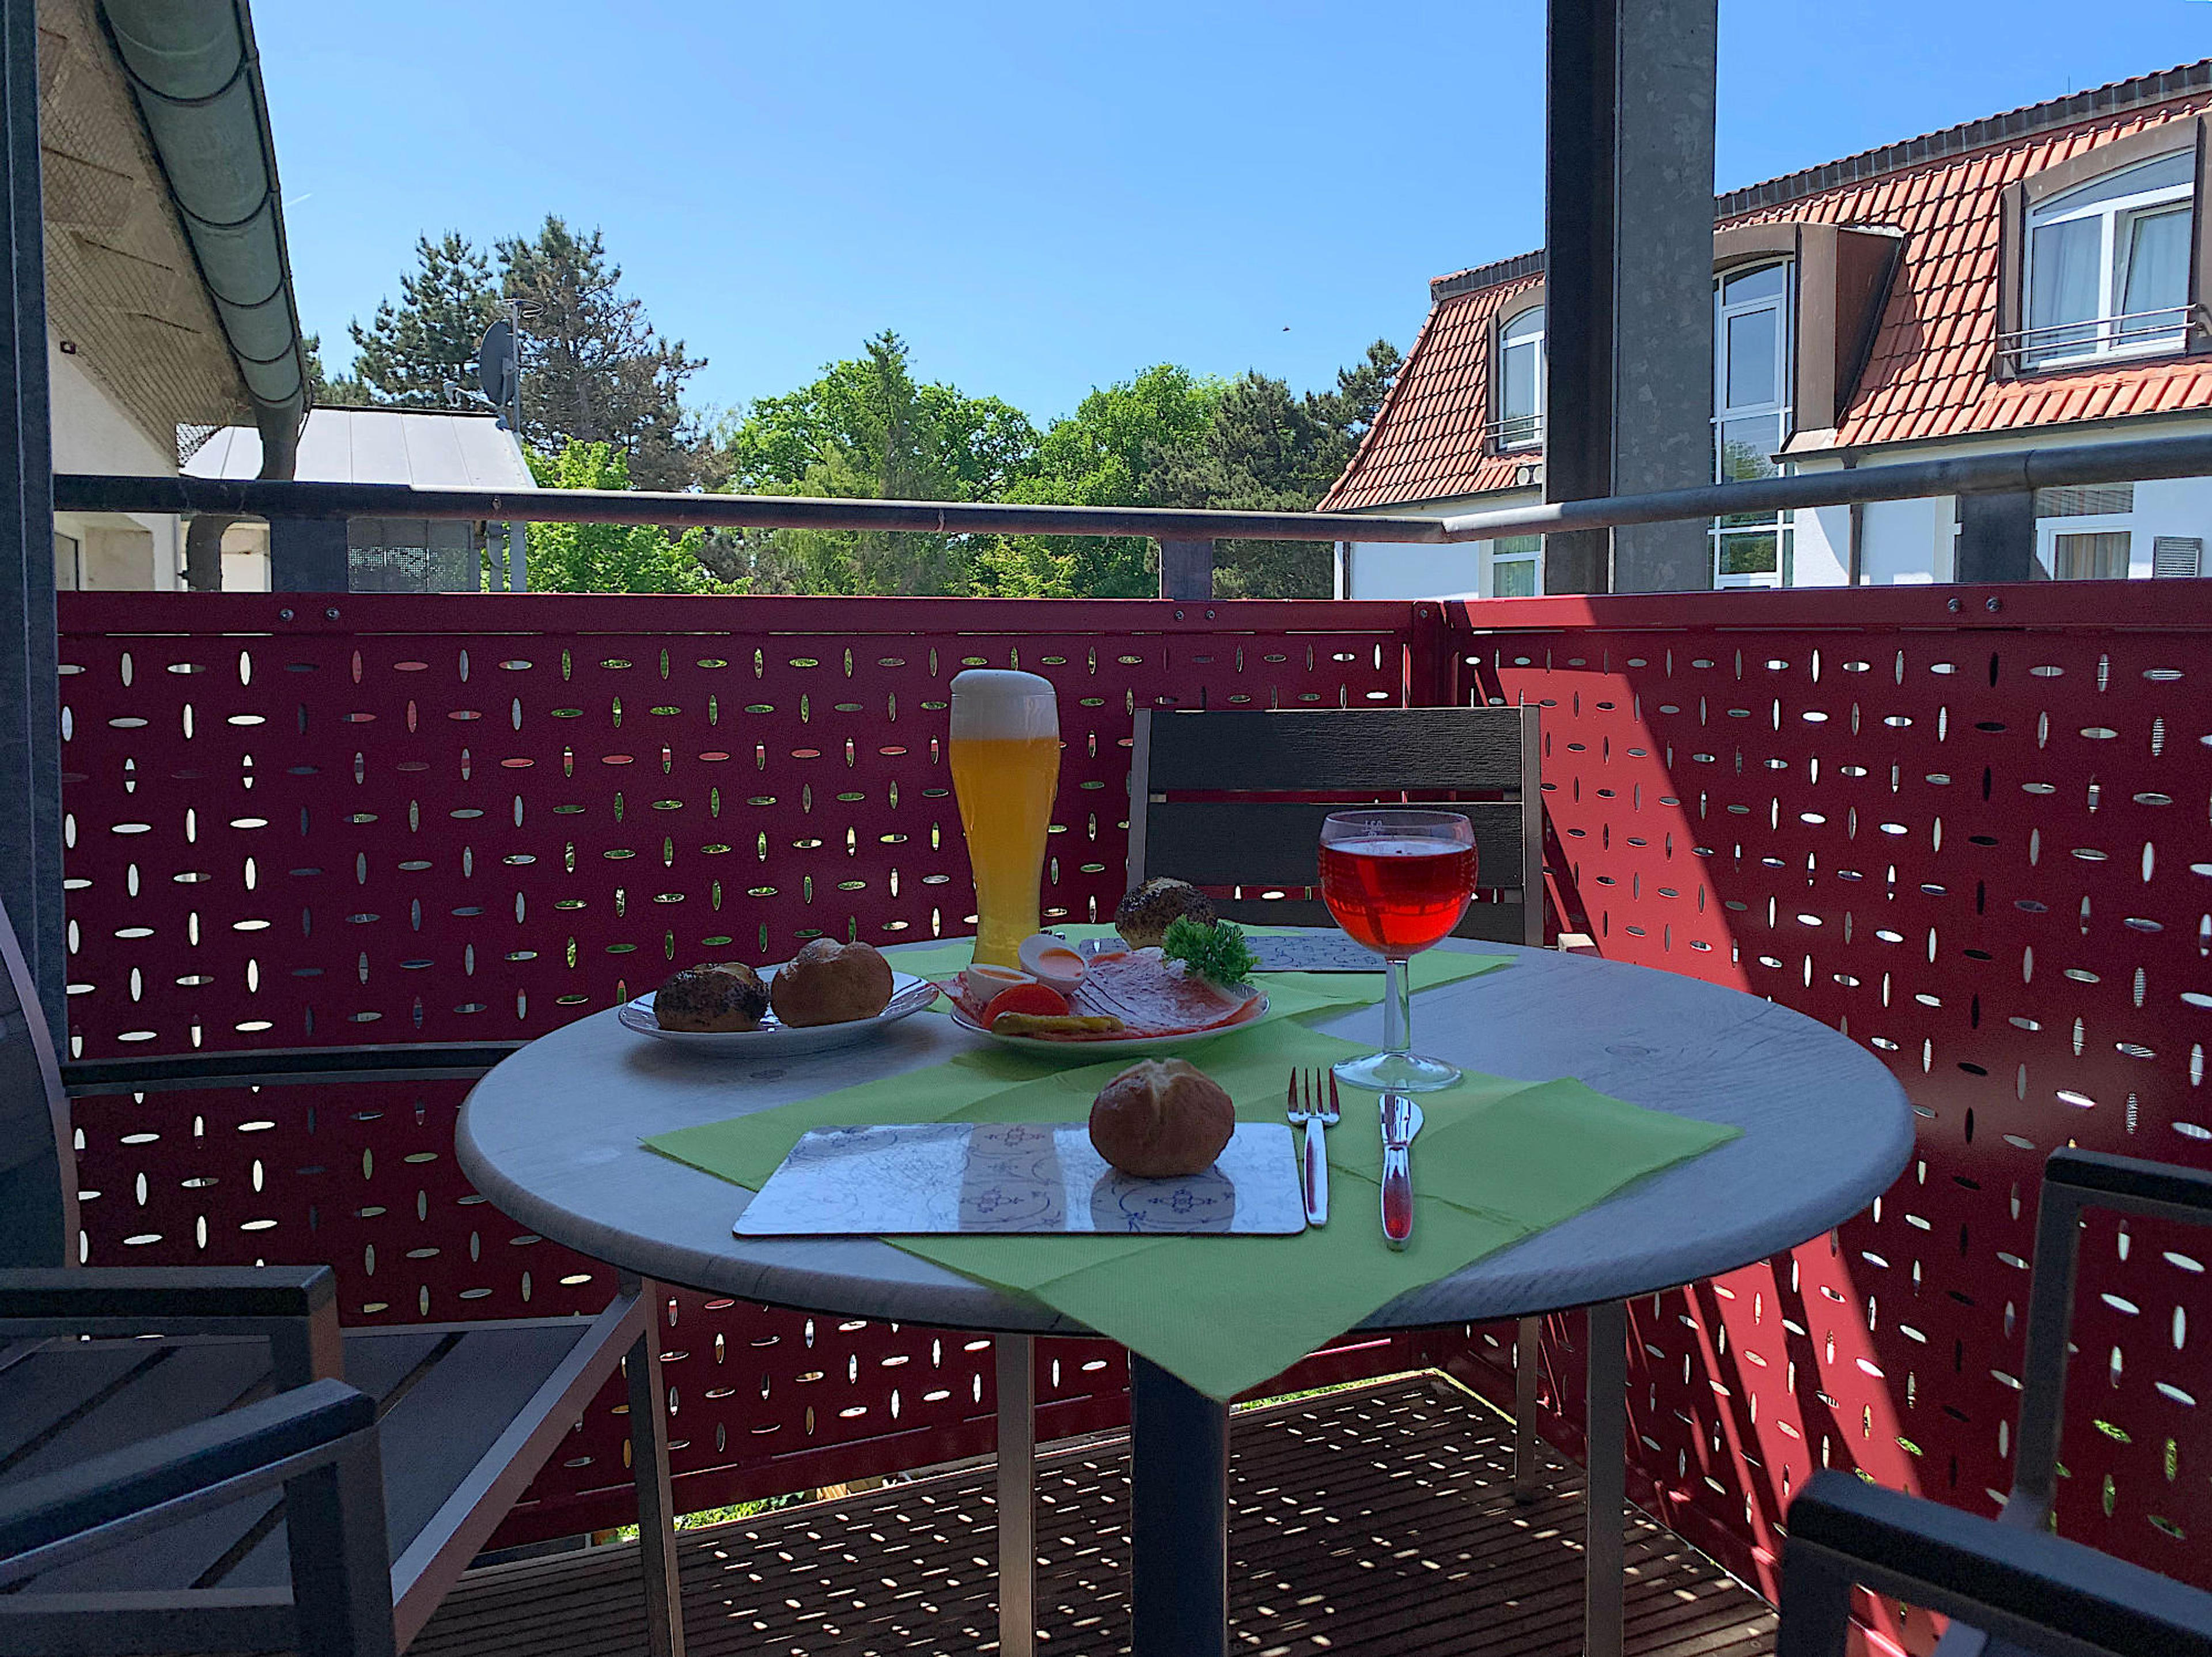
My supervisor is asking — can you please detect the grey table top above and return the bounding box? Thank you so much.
[456,939,1914,1334]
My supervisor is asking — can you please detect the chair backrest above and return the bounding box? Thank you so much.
[1126,706,1545,946]
[0,897,75,1268]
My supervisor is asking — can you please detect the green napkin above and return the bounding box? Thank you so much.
[645,1019,1738,1402]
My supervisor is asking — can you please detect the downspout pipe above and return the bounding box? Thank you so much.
[97,1,308,586]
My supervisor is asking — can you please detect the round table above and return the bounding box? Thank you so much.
[458,938,1912,1657]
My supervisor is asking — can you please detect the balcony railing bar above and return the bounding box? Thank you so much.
[55,428,2212,551]
[1993,302,2208,366]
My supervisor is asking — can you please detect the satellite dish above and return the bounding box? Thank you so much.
[476,319,517,425]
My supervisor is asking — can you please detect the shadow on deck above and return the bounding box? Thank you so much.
[414,1379,1777,1657]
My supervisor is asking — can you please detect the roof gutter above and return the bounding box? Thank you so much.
[96,0,306,481]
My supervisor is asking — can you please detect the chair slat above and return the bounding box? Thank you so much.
[222,1324,593,1591]
[1213,898,1528,945]
[0,1344,157,1467]
[1142,709,1523,792]
[1145,802,1524,891]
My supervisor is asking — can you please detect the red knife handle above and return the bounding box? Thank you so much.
[1381,1144,1413,1250]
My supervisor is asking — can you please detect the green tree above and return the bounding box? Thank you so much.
[974,364,1221,597]
[345,233,501,406]
[524,440,724,594]
[1145,341,1402,597]
[715,331,1040,595]
[301,333,369,407]
[498,217,706,491]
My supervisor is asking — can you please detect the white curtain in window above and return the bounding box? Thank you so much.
[2029,217,2100,332]
[2121,206,2191,320]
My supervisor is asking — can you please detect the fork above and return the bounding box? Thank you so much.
[1286,1067,1342,1227]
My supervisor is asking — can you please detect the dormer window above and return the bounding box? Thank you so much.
[2020,150,2193,367]
[1998,123,2212,377]
[1492,306,1544,450]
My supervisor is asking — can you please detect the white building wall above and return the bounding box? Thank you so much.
[48,332,182,591]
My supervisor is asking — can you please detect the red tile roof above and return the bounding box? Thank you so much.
[1322,61,2212,513]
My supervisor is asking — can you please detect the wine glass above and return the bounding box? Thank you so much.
[1318,808,1478,1092]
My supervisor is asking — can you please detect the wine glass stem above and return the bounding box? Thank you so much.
[1384,955,1412,1056]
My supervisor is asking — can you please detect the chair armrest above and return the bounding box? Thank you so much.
[0,1265,332,1321]
[0,1266,342,1386]
[1779,1472,2212,1657]
[62,1040,522,1096]
[2044,1149,2212,1227]
[0,1378,373,1584]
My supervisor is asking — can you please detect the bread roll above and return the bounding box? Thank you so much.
[656,962,770,1032]
[1088,1058,1236,1178]
[1114,878,1218,949]
[769,939,895,1027]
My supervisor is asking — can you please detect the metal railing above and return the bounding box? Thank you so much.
[1994,302,2206,370]
[55,428,2212,555]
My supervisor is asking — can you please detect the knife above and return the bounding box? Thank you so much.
[1380,1095,1424,1251]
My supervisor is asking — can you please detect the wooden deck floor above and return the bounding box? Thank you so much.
[412,1378,1777,1657]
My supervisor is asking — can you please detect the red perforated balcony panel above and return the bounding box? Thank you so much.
[1432,583,2212,1624]
[56,593,1437,1539]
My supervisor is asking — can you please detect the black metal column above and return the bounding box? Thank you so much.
[1542,0,1718,594]
[1129,1356,1229,1657]
[0,0,60,1031]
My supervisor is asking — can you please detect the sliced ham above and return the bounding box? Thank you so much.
[1069,952,1260,1037]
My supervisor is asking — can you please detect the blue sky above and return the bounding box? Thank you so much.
[259,1,2211,429]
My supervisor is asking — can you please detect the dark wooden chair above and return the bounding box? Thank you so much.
[1920,1148,2212,1657]
[1779,1470,2212,1656]
[1126,705,1546,946]
[0,903,684,1657]
[1126,703,1552,1499]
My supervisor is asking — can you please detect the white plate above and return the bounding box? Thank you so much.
[947,992,1269,1058]
[619,967,938,1056]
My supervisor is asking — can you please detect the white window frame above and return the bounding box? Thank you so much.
[1493,307,1545,452]
[1710,261,1794,590]
[1484,534,1542,597]
[2021,153,2194,369]
[2036,512,2141,580]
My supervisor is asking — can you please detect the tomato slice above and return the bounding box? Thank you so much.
[980,982,1070,1026]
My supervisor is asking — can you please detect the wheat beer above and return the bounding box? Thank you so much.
[949,669,1061,966]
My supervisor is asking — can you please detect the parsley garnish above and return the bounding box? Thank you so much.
[1161,916,1260,989]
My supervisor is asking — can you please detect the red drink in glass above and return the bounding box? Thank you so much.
[1319,837,1478,956]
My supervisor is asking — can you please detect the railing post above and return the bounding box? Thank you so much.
[1543,0,1718,594]
[1157,538,1213,600]
[270,515,350,592]
[0,0,61,1032]
[1957,490,2036,581]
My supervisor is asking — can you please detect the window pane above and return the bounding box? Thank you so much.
[1724,263,1786,304]
[2052,531,2131,580]
[1717,415,1782,483]
[1725,309,1781,410]
[2120,206,2190,328]
[1493,535,1542,556]
[1501,339,1537,419]
[1502,307,1544,344]
[2028,215,2103,357]
[1717,532,1779,576]
[1493,559,1537,598]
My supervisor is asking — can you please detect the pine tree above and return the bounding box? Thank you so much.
[301,334,369,407]
[345,233,502,407]
[496,217,706,490]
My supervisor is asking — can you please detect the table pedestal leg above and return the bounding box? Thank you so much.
[1130,1356,1229,1657]
[1584,1299,1627,1657]
[995,1336,1036,1657]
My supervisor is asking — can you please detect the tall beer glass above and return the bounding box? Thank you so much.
[949,669,1061,966]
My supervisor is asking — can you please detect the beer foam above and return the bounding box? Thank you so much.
[949,669,1059,739]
